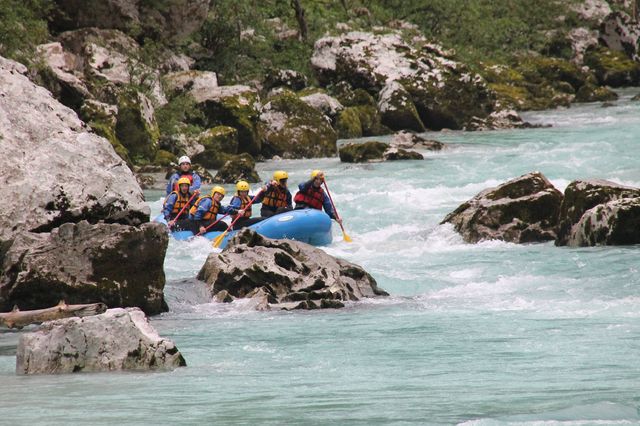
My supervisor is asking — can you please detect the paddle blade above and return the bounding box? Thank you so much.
[212,230,228,248]
[343,232,353,243]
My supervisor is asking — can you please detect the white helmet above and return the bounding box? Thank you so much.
[178,155,191,165]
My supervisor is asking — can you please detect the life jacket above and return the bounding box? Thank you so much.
[189,196,220,221]
[231,195,252,218]
[173,172,194,192]
[294,185,324,210]
[164,191,193,218]
[262,185,289,208]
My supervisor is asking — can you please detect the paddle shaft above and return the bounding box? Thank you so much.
[196,213,230,236]
[323,181,344,223]
[169,191,198,226]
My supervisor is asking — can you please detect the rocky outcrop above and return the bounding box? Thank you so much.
[377,81,425,132]
[164,70,218,97]
[0,56,149,240]
[258,91,337,158]
[264,69,308,91]
[115,91,160,162]
[441,172,563,243]
[51,0,210,44]
[299,92,344,119]
[212,154,261,184]
[556,179,640,246]
[311,31,498,130]
[197,230,388,310]
[599,11,640,60]
[584,47,640,87]
[16,308,185,375]
[0,221,168,315]
[339,141,423,162]
[191,126,238,168]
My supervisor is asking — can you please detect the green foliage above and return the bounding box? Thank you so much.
[0,0,52,63]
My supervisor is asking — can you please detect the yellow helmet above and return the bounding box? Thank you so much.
[311,170,323,179]
[236,181,250,192]
[273,170,288,181]
[211,186,226,196]
[177,177,191,187]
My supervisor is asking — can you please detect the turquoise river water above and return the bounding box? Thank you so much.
[1,93,640,425]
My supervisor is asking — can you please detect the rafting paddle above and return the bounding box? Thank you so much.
[167,192,198,229]
[212,189,263,248]
[195,213,231,237]
[323,181,352,242]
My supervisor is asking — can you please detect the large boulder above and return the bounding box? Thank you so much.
[311,31,497,130]
[164,70,218,97]
[191,126,239,168]
[556,179,640,246]
[197,230,388,310]
[441,172,563,243]
[258,91,337,158]
[16,308,185,375]
[584,47,640,87]
[51,0,210,44]
[563,197,640,246]
[192,85,262,156]
[339,141,423,162]
[598,11,640,60]
[390,131,445,151]
[299,92,344,119]
[0,56,149,240]
[0,221,168,315]
[377,81,425,132]
[264,69,308,92]
[115,90,160,162]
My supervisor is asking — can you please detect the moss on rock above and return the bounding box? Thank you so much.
[191,126,239,168]
[339,141,387,163]
[258,91,337,158]
[115,91,160,164]
[335,107,363,139]
[212,153,260,183]
[584,47,640,87]
[153,149,177,166]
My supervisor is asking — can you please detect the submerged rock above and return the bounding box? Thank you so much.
[16,308,185,375]
[0,55,149,240]
[197,230,388,310]
[441,172,563,244]
[0,221,168,315]
[339,141,423,163]
[556,179,640,246]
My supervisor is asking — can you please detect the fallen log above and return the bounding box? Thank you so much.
[0,301,107,329]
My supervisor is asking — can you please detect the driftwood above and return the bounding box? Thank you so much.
[0,301,107,329]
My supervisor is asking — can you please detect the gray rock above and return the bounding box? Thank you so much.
[264,69,308,91]
[197,230,388,310]
[568,28,599,64]
[16,308,185,375]
[571,0,612,24]
[565,197,640,246]
[299,92,344,118]
[212,153,261,183]
[465,109,529,131]
[0,55,149,241]
[311,31,497,130]
[164,70,218,97]
[0,221,168,315]
[377,81,425,132]
[556,179,640,246]
[599,11,640,60]
[382,148,424,161]
[339,141,423,162]
[441,172,563,244]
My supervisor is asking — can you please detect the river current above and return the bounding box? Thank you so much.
[1,93,640,425]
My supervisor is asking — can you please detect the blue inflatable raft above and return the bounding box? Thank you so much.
[153,209,333,249]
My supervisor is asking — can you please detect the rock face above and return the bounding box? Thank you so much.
[16,308,185,375]
[191,126,239,168]
[311,31,497,130]
[556,179,640,246]
[599,12,640,60]
[441,172,563,243]
[51,0,210,43]
[197,230,388,310]
[0,221,168,315]
[258,91,337,158]
[299,92,344,119]
[0,56,149,240]
[377,81,425,132]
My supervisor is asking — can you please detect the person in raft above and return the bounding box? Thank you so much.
[189,186,239,234]
[228,180,265,230]
[166,155,202,195]
[294,170,342,225]
[255,170,293,218]
[162,177,195,231]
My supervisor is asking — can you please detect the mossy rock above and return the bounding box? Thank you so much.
[336,88,376,107]
[377,81,425,132]
[517,56,587,91]
[258,91,337,158]
[575,84,619,103]
[335,108,363,139]
[80,100,131,165]
[198,126,239,153]
[212,153,260,183]
[153,150,177,166]
[198,86,261,156]
[353,105,389,136]
[339,141,387,163]
[584,47,640,87]
[115,91,160,164]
